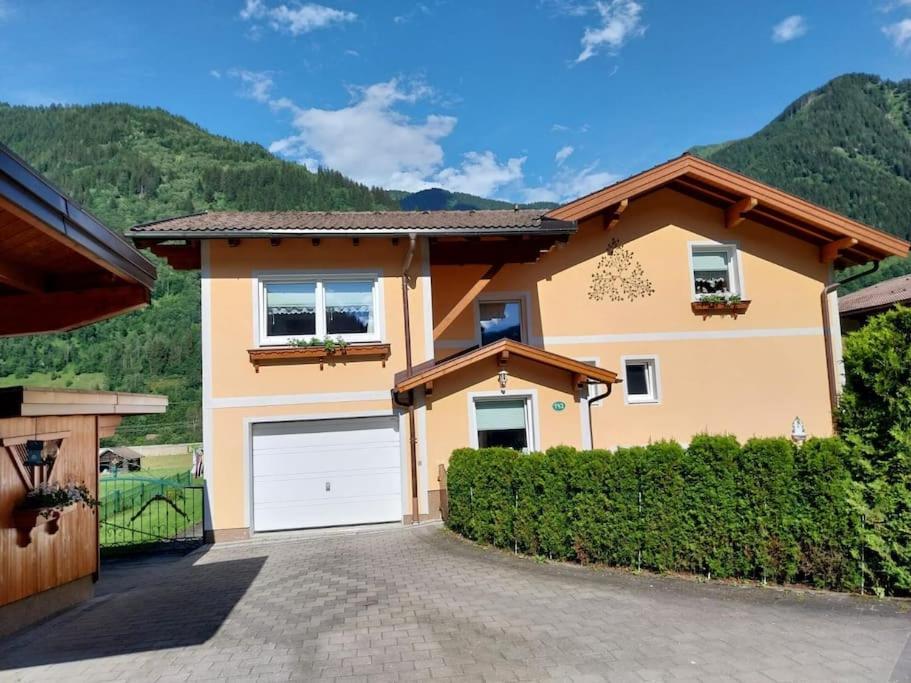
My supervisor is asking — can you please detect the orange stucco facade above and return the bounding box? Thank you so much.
[202,188,838,537]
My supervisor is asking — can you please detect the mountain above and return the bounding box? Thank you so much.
[0,103,398,445]
[393,187,557,211]
[693,73,911,292]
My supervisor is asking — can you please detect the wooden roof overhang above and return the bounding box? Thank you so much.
[0,145,157,336]
[393,338,619,399]
[546,154,910,268]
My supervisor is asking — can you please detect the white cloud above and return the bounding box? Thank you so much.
[434,152,526,197]
[524,162,620,204]
[228,72,616,201]
[229,68,276,102]
[576,0,646,63]
[555,145,574,165]
[393,3,431,24]
[344,49,360,57]
[209,69,222,79]
[239,0,356,36]
[884,18,911,49]
[772,15,807,43]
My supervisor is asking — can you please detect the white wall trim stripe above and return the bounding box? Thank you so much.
[200,241,215,530]
[211,390,392,410]
[540,327,824,345]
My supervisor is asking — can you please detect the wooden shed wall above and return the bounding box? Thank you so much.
[0,415,98,607]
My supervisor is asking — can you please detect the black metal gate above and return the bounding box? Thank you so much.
[99,472,205,554]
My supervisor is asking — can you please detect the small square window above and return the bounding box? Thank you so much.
[690,244,741,298]
[623,357,659,404]
[479,300,523,345]
[265,282,316,337]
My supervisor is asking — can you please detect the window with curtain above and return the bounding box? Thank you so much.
[479,300,523,345]
[265,283,316,337]
[690,245,739,296]
[474,398,529,450]
[260,276,378,344]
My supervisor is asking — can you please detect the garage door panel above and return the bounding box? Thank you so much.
[254,467,401,503]
[252,416,402,532]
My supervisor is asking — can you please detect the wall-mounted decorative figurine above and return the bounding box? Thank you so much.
[588,238,655,302]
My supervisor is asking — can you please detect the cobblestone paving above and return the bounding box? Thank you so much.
[1,523,909,682]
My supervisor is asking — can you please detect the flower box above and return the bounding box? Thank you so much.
[248,343,392,372]
[12,507,62,533]
[691,300,751,319]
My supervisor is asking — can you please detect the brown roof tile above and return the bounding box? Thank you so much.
[128,209,574,237]
[839,273,911,315]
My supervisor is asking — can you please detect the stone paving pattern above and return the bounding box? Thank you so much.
[0,523,909,682]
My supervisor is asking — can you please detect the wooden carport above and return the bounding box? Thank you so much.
[0,144,156,335]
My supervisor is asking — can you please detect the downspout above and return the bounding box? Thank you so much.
[822,260,879,417]
[401,233,420,523]
[587,382,615,450]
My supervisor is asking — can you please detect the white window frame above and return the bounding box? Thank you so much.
[474,291,530,347]
[467,390,539,452]
[256,271,383,347]
[621,355,661,405]
[687,241,745,301]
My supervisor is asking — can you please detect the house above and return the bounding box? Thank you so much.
[0,143,167,637]
[839,273,911,331]
[130,154,909,540]
[98,446,143,472]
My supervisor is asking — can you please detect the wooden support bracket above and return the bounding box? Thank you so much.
[820,237,858,264]
[498,349,510,367]
[604,199,628,230]
[725,196,758,229]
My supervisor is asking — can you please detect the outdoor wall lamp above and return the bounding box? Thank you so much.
[24,439,57,466]
[498,369,509,394]
[790,417,807,447]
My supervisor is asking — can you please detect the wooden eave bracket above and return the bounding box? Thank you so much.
[820,237,859,264]
[725,196,758,229]
[498,349,509,366]
[599,199,629,230]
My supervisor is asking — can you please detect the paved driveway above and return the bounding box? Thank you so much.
[1,524,909,682]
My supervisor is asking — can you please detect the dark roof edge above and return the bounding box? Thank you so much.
[128,223,577,241]
[0,143,156,290]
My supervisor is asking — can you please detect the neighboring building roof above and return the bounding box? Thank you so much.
[128,209,575,238]
[839,273,911,316]
[99,446,142,460]
[0,143,158,335]
[547,154,910,267]
[394,338,619,395]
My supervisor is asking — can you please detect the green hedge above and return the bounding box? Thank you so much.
[446,436,864,592]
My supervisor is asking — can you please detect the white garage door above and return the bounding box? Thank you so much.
[252,416,401,532]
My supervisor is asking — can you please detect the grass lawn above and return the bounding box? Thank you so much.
[99,458,203,549]
[0,370,107,390]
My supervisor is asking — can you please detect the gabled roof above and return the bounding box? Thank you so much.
[128,209,575,238]
[546,154,909,267]
[394,338,619,395]
[839,273,911,316]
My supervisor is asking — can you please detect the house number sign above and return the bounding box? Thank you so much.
[552,401,566,412]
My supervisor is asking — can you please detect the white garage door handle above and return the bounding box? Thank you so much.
[325,481,331,492]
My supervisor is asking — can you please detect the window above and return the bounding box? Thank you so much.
[622,356,659,404]
[260,275,380,345]
[479,299,523,345]
[474,398,531,451]
[689,243,741,298]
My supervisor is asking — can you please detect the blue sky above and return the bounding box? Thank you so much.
[1,1,910,202]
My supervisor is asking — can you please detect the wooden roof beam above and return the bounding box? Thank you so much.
[820,237,859,264]
[725,196,759,229]
[432,263,502,340]
[601,199,629,230]
[0,257,46,294]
